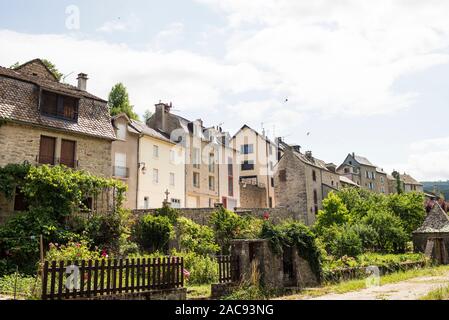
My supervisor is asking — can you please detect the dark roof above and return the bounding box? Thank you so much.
[130,120,173,144]
[414,203,449,233]
[353,154,375,167]
[0,60,115,140]
[0,65,106,102]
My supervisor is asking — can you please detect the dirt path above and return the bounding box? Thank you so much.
[284,273,449,300]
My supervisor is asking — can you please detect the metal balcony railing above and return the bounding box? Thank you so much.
[113,166,129,178]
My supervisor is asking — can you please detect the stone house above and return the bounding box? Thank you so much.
[413,203,449,264]
[337,153,388,194]
[230,125,278,208]
[147,102,238,208]
[274,142,341,226]
[0,59,115,222]
[387,172,423,194]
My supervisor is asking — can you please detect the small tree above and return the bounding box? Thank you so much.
[108,83,139,120]
[392,171,403,194]
[315,192,351,234]
[143,109,153,123]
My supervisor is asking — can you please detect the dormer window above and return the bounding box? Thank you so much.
[40,90,79,122]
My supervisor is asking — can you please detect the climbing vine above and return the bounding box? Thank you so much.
[261,220,323,281]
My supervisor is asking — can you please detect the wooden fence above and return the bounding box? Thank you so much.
[41,257,184,300]
[217,255,240,284]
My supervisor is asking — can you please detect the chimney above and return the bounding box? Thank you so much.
[77,73,88,91]
[155,102,170,132]
[305,151,313,160]
[352,152,355,158]
[292,145,301,153]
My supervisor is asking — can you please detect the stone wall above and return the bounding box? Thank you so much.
[239,183,267,208]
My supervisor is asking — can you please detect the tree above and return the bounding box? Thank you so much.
[143,109,153,123]
[314,192,351,233]
[387,192,425,236]
[108,83,139,120]
[10,59,63,81]
[392,171,403,194]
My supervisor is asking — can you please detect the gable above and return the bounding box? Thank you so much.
[15,59,59,82]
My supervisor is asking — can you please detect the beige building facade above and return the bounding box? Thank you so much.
[231,125,277,208]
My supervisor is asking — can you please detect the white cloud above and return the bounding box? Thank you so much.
[384,136,449,181]
[199,0,449,116]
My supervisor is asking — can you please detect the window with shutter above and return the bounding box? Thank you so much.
[60,139,76,168]
[39,136,56,165]
[40,90,79,121]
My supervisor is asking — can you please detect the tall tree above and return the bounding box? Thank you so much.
[392,171,403,194]
[108,83,139,120]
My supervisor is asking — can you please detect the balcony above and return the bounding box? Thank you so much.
[113,166,129,178]
[36,155,79,168]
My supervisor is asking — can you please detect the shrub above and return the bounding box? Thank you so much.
[132,215,174,253]
[362,208,408,253]
[240,216,264,239]
[349,223,378,251]
[45,240,102,262]
[179,251,218,285]
[387,192,426,236]
[155,205,179,224]
[315,192,351,233]
[210,207,245,254]
[0,273,40,299]
[177,217,219,255]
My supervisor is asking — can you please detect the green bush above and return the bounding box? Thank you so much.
[387,192,426,236]
[132,215,174,253]
[45,240,103,261]
[179,251,218,285]
[155,205,179,224]
[362,208,408,253]
[210,207,245,254]
[240,216,264,239]
[177,217,219,255]
[315,192,351,233]
[0,273,40,299]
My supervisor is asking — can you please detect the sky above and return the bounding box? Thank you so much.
[0,0,448,181]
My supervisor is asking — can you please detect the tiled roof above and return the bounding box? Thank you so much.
[0,63,115,140]
[354,154,375,167]
[340,175,359,187]
[0,65,106,102]
[414,203,449,233]
[130,120,173,144]
[402,173,422,186]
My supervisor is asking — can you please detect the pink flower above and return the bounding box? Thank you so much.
[101,249,108,258]
[183,269,190,278]
[76,243,81,248]
[263,212,270,220]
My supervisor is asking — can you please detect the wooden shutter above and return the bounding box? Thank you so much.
[39,136,56,165]
[60,139,76,168]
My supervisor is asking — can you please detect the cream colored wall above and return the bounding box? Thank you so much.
[137,135,185,209]
[217,145,240,209]
[231,127,277,207]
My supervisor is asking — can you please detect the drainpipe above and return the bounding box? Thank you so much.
[136,134,143,209]
[265,139,270,208]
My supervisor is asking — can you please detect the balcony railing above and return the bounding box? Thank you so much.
[36,155,79,168]
[113,166,129,178]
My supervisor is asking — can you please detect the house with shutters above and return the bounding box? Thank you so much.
[0,59,115,221]
[147,102,239,209]
[337,153,389,194]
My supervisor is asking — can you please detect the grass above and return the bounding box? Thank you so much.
[186,284,211,299]
[0,273,41,300]
[280,265,449,299]
[420,284,449,300]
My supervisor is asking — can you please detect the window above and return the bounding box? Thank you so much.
[153,169,159,183]
[269,145,273,155]
[39,135,56,165]
[241,160,254,171]
[271,177,274,187]
[60,139,76,168]
[114,153,128,177]
[193,148,200,169]
[170,173,175,186]
[227,157,233,176]
[153,145,159,158]
[193,172,200,188]
[116,123,126,140]
[344,168,349,173]
[171,198,181,209]
[209,153,215,173]
[279,169,287,182]
[209,176,215,191]
[170,150,175,163]
[270,161,274,171]
[241,144,254,154]
[313,189,318,204]
[380,176,384,183]
[312,170,317,182]
[40,90,79,121]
